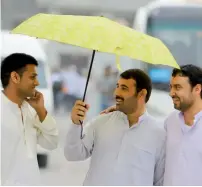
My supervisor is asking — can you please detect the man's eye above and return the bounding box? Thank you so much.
[121,87,127,90]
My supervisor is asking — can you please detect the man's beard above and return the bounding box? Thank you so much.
[173,97,194,112]
[115,96,138,114]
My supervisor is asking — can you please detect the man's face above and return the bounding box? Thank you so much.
[170,75,195,112]
[17,64,39,98]
[114,78,139,114]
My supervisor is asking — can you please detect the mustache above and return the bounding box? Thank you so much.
[115,96,124,101]
[172,96,180,99]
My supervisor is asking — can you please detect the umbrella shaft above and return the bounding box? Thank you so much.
[79,50,96,139]
[82,50,96,102]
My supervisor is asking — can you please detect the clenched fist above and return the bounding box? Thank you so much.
[71,100,90,125]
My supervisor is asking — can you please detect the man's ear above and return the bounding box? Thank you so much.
[194,84,202,95]
[10,71,21,84]
[140,89,147,97]
[139,89,147,99]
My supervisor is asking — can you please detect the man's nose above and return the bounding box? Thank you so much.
[35,79,39,86]
[169,89,175,97]
[115,87,123,95]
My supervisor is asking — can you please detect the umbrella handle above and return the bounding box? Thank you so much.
[79,50,96,139]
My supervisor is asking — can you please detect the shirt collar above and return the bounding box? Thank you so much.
[119,110,148,129]
[195,111,202,120]
[137,110,148,123]
[1,91,27,110]
[178,110,202,127]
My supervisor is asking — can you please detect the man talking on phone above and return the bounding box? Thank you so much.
[1,53,58,185]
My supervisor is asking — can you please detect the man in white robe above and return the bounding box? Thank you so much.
[1,53,58,185]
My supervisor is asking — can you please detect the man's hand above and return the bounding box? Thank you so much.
[26,90,45,111]
[25,91,47,122]
[100,105,116,114]
[71,100,90,125]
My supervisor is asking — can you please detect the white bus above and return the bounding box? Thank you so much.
[133,0,202,119]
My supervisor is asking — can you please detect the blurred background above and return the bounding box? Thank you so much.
[1,0,202,185]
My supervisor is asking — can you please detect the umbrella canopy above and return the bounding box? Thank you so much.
[11,13,179,69]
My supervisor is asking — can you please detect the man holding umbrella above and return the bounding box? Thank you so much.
[64,69,166,186]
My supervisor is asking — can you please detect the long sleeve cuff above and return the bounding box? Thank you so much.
[35,113,58,134]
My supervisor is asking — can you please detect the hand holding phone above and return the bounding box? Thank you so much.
[25,90,45,112]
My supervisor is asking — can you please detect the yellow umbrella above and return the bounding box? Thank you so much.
[11,13,180,135]
[11,13,179,102]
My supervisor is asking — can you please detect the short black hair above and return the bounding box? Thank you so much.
[172,64,202,98]
[120,69,152,103]
[1,53,38,88]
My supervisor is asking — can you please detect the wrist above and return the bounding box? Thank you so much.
[35,107,47,122]
[35,106,47,114]
[72,119,81,125]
